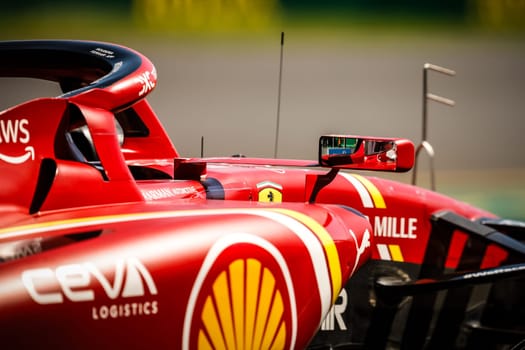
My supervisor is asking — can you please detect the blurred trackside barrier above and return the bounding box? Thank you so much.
[130,0,525,33]
[131,0,281,33]
[474,0,525,30]
[2,0,525,35]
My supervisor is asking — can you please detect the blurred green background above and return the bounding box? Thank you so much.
[2,0,525,38]
[1,0,524,219]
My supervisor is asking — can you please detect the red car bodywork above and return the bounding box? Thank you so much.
[0,40,522,349]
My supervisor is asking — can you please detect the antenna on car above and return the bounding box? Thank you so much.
[273,31,285,158]
[412,63,455,191]
[200,136,204,157]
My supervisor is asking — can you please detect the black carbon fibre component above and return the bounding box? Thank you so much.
[0,40,142,97]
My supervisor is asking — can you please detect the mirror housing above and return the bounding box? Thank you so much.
[319,135,415,172]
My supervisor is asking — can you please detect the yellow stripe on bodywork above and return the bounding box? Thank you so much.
[351,174,386,209]
[1,207,342,306]
[388,245,404,262]
[271,208,342,304]
[0,212,149,237]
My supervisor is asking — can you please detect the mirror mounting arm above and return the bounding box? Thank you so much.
[307,168,340,203]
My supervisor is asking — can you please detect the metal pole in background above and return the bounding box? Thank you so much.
[274,31,285,159]
[412,63,456,191]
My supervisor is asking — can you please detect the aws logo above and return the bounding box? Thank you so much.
[0,119,34,165]
[183,233,296,350]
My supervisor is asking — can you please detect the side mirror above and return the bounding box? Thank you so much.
[318,135,415,172]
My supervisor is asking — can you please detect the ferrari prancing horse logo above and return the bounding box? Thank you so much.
[257,181,283,203]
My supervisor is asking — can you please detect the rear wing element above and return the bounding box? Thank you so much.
[366,211,525,349]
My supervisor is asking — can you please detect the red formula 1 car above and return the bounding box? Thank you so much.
[0,40,523,349]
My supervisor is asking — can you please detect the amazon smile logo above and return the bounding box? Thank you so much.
[0,146,35,164]
[0,118,35,165]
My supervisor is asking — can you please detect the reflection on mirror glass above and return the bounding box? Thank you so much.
[319,135,414,172]
[320,136,359,156]
[319,136,399,167]
[365,141,397,161]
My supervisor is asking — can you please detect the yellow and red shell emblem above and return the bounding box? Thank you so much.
[183,234,296,350]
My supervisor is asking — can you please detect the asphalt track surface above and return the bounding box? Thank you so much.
[1,34,524,217]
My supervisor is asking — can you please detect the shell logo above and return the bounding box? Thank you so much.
[183,233,297,350]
